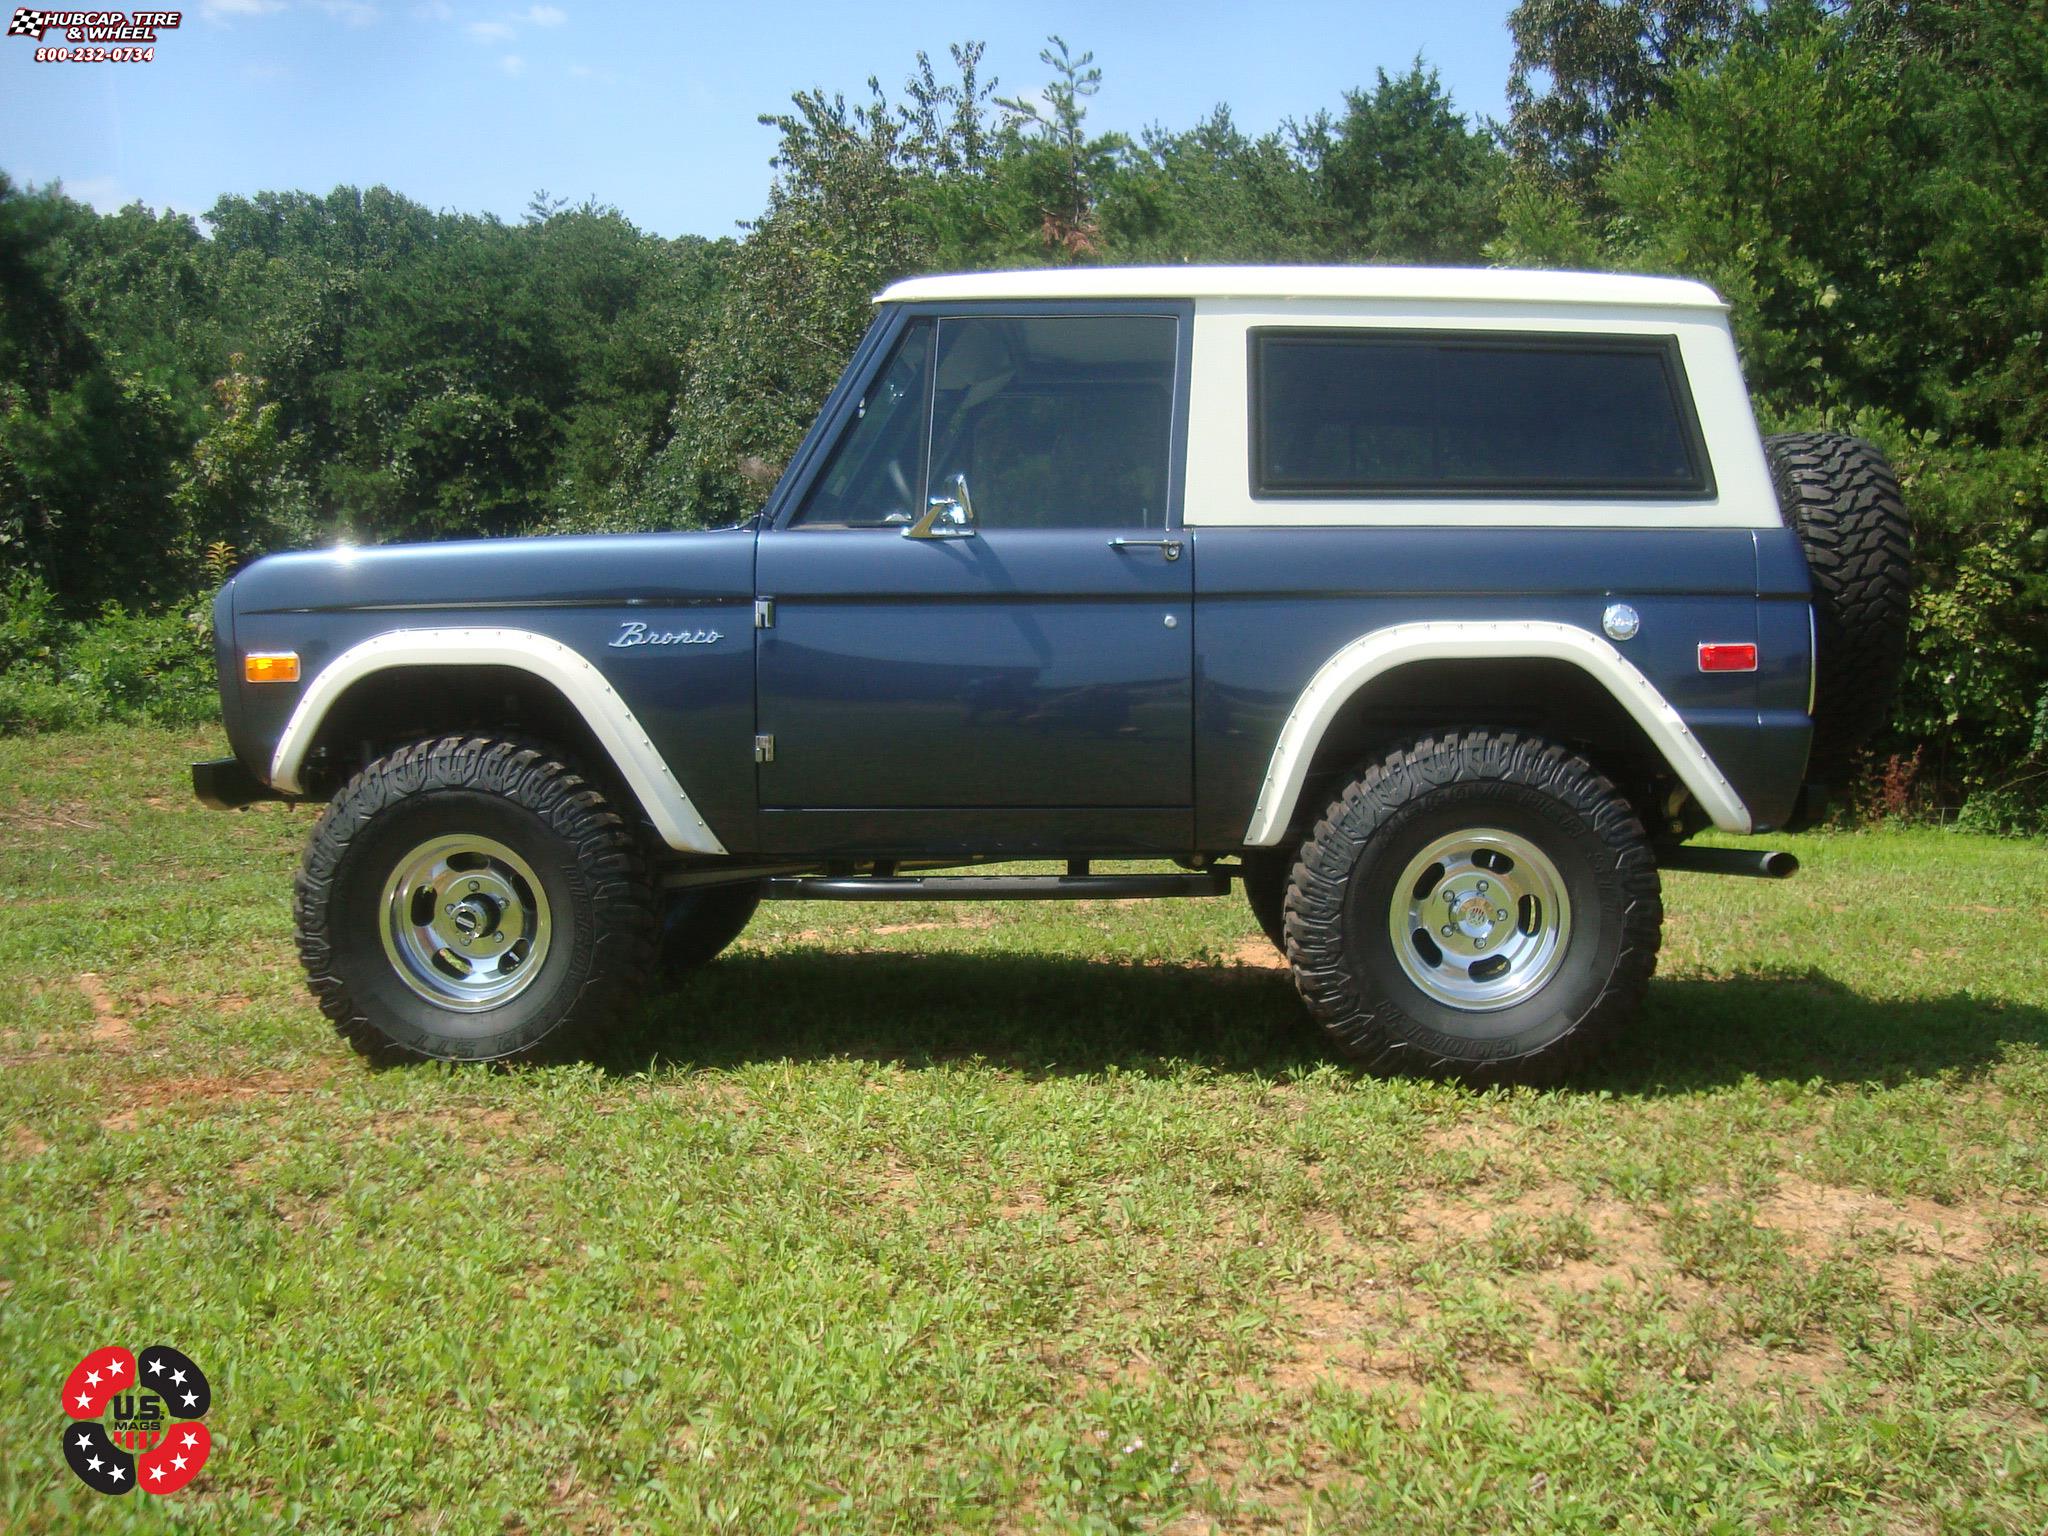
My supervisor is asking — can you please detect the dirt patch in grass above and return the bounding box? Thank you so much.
[75,972,136,1048]
[1269,1280,1424,1402]
[1223,940,1287,971]
[101,1068,318,1130]
[1757,1174,1997,1294]
[1712,1338,1851,1398]
[995,1183,1048,1220]
[0,799,104,833]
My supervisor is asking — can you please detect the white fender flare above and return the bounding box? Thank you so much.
[1241,620,1753,845]
[269,627,728,855]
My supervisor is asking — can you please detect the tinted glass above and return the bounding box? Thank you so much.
[929,315,1176,530]
[1254,332,1709,498]
[794,320,932,527]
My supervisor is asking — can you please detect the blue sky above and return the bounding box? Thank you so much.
[0,0,1518,239]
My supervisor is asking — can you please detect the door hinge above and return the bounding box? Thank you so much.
[753,734,775,764]
[754,597,776,629]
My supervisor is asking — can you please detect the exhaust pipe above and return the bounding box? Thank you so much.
[1657,845,1800,880]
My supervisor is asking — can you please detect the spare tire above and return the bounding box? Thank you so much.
[1764,432,1912,774]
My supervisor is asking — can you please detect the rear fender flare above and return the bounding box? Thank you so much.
[1242,620,1753,845]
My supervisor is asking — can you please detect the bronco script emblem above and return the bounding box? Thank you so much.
[610,622,722,649]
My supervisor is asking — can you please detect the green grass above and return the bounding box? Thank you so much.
[4,725,2048,1533]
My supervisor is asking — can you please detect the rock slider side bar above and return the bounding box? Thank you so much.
[762,872,1234,902]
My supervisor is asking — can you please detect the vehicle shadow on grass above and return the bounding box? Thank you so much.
[592,951,2048,1095]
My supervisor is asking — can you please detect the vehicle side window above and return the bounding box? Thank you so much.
[929,315,1176,530]
[792,320,934,528]
[1251,330,1712,499]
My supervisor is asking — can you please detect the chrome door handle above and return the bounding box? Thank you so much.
[1108,537,1183,562]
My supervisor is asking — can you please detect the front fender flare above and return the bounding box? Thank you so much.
[1241,620,1753,845]
[269,627,727,855]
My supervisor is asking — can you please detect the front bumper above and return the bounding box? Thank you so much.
[191,757,288,810]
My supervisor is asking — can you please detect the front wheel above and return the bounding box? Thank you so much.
[1284,732,1661,1081]
[295,735,657,1063]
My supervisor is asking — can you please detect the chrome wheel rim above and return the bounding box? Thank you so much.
[379,835,551,1011]
[1388,828,1572,1012]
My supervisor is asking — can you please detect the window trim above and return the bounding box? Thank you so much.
[927,312,1181,533]
[1247,327,1716,502]
[789,317,937,530]
[768,300,1195,533]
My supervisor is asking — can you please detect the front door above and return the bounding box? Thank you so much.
[755,308,1194,856]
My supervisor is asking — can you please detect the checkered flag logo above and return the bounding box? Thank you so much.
[8,9,51,39]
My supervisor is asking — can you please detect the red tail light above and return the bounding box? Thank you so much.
[1698,642,1758,673]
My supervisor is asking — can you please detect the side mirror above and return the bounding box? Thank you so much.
[905,472,978,540]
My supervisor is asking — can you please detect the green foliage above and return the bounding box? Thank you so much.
[60,600,217,726]
[1098,108,1332,263]
[170,356,312,562]
[1319,64,1505,262]
[0,568,61,674]
[1505,0,1753,200]
[0,570,213,733]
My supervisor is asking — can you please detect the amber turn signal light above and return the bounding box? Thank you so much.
[1697,642,1758,673]
[244,652,301,684]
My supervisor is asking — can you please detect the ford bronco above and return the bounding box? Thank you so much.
[192,267,1912,1078]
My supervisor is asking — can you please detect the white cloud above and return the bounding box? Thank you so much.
[467,18,514,39]
[499,53,526,76]
[525,4,566,24]
[315,0,380,24]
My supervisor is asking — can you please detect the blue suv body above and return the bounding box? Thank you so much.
[194,267,1911,1076]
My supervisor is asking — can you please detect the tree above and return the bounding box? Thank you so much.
[645,82,927,528]
[1320,64,1506,262]
[169,357,308,565]
[995,37,1122,258]
[0,175,199,608]
[1100,107,1330,263]
[1505,0,1753,202]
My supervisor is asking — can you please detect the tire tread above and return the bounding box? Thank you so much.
[1282,730,1661,1082]
[293,734,655,1063]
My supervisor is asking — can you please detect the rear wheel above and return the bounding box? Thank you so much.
[1284,731,1660,1081]
[295,735,656,1064]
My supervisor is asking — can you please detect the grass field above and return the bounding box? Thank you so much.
[4,725,2047,1533]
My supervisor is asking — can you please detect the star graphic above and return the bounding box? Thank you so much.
[74,1391,92,1409]
[147,1357,165,1376]
[108,1466,125,1483]
[170,1368,187,1385]
[149,1464,166,1481]
[171,1453,188,1471]
[85,1369,102,1387]
[180,1390,198,1407]
[107,1358,124,1377]
[181,1430,198,1448]
[85,1455,104,1473]
[75,1433,93,1451]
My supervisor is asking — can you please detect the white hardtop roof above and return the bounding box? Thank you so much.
[876,265,1724,311]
